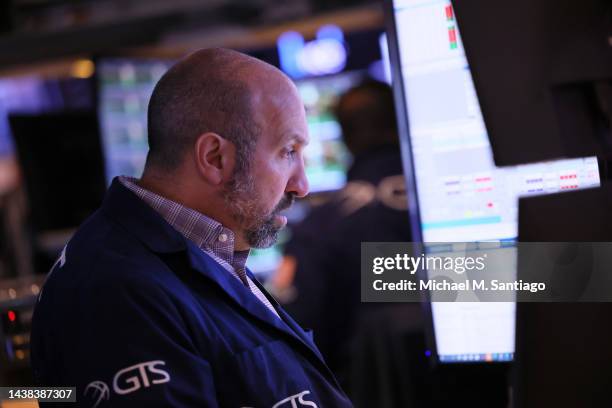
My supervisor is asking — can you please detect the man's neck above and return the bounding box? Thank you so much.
[138,173,250,251]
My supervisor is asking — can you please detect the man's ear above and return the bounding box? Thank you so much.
[194,132,236,185]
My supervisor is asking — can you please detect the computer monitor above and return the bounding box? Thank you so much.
[9,111,106,232]
[96,58,173,183]
[452,0,612,166]
[0,77,60,157]
[386,0,601,363]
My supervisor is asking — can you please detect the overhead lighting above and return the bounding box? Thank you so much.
[277,24,347,79]
[71,59,95,78]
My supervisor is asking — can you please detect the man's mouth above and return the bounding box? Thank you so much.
[277,194,295,212]
[265,193,295,228]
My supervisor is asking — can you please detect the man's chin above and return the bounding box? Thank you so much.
[245,222,282,249]
[247,233,280,249]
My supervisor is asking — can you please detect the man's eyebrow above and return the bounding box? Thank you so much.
[283,133,309,146]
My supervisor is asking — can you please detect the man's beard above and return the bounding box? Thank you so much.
[223,168,295,248]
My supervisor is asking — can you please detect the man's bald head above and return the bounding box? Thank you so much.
[142,48,308,250]
[146,48,289,174]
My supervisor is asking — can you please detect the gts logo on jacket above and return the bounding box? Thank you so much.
[241,390,318,408]
[84,360,170,407]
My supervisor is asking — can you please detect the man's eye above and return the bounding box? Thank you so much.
[284,148,297,158]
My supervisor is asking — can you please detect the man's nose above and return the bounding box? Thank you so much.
[287,162,309,198]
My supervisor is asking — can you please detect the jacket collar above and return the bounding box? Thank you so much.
[101,178,324,363]
[101,178,187,253]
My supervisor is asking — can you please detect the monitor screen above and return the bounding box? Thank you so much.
[388,0,600,363]
[97,58,173,183]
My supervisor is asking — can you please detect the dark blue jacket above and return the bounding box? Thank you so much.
[31,179,352,408]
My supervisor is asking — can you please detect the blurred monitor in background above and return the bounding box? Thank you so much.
[0,76,95,276]
[9,111,105,272]
[0,79,44,158]
[0,76,93,159]
[295,72,362,192]
[271,80,430,407]
[97,58,173,183]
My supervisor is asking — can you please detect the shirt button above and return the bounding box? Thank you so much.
[218,233,228,243]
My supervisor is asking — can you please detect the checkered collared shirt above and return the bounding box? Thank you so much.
[119,176,279,318]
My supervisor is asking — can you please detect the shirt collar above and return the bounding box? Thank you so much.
[118,176,249,272]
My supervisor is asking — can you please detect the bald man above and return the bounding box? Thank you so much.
[31,49,353,408]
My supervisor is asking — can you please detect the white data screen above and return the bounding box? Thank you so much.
[392,0,600,362]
